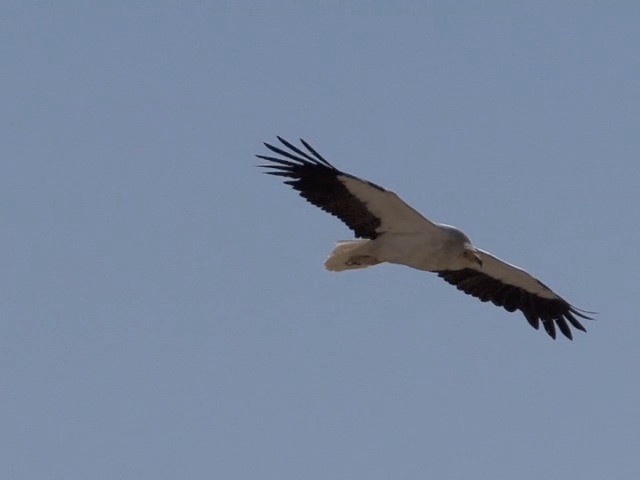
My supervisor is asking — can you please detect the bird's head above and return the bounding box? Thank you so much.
[462,246,483,268]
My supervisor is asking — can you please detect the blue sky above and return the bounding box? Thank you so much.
[3,2,640,479]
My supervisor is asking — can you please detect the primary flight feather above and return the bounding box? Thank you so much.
[258,137,593,340]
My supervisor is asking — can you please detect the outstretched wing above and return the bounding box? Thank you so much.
[258,137,439,239]
[436,249,593,340]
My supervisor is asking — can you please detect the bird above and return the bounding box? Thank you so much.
[258,136,593,340]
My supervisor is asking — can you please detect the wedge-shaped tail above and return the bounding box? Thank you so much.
[324,240,380,271]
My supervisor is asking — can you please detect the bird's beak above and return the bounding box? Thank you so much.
[474,253,483,267]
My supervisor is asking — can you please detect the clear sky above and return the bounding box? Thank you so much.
[3,2,640,479]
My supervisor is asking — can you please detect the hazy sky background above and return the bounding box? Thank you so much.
[3,2,640,479]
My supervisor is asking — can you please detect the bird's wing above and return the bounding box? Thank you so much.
[436,249,593,339]
[258,137,440,239]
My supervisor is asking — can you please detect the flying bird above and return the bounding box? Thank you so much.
[258,137,593,339]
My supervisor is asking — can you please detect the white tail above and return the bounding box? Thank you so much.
[324,240,380,271]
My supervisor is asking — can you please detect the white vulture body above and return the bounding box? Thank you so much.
[258,137,593,340]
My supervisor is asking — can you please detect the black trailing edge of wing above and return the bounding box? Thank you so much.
[258,136,383,239]
[436,268,593,340]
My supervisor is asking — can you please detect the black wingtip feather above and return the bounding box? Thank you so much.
[566,311,588,332]
[263,142,311,164]
[523,311,540,330]
[571,307,597,320]
[299,138,333,167]
[542,318,557,339]
[555,317,573,340]
[276,136,319,164]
